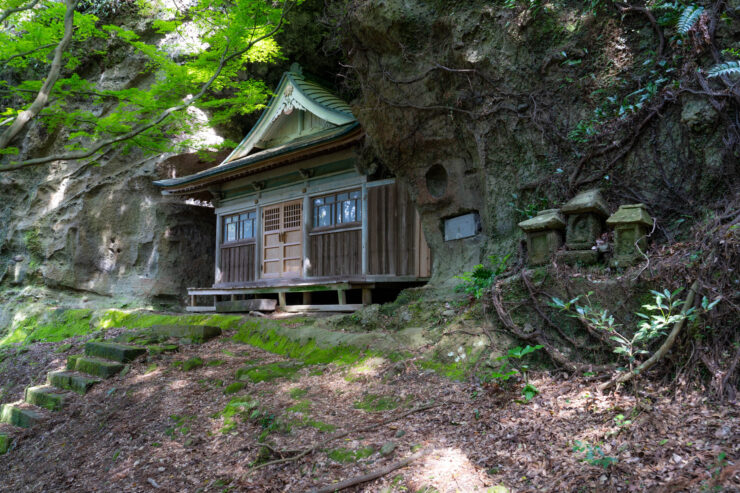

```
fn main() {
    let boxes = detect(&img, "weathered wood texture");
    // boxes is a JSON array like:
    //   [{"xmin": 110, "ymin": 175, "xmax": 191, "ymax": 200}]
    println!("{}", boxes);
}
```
[
  {"xmin": 368, "ymin": 182, "xmax": 431, "ymax": 276},
  {"xmin": 220, "ymin": 242, "xmax": 256, "ymax": 283},
  {"xmin": 309, "ymin": 229, "xmax": 361, "ymax": 276}
]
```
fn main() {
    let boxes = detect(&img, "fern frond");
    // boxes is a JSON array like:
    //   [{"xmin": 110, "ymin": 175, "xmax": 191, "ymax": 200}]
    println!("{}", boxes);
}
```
[
  {"xmin": 707, "ymin": 61, "xmax": 740, "ymax": 78},
  {"xmin": 677, "ymin": 5, "xmax": 704, "ymax": 34}
]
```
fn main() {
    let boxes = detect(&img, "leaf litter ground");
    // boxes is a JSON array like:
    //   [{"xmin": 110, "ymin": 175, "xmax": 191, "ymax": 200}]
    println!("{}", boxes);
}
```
[{"xmin": 0, "ymin": 323, "xmax": 737, "ymax": 492}]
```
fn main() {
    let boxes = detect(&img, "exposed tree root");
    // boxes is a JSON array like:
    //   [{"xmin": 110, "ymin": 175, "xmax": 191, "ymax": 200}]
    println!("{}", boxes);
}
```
[
  {"xmin": 491, "ymin": 277, "xmax": 610, "ymax": 375},
  {"xmin": 599, "ymin": 281, "xmax": 699, "ymax": 391},
  {"xmin": 306, "ymin": 448, "xmax": 430, "ymax": 493}
]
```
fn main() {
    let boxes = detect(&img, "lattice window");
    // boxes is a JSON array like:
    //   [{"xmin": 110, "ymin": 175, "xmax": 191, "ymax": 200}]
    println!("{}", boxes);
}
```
[
  {"xmin": 284, "ymin": 202, "xmax": 302, "ymax": 229},
  {"xmin": 223, "ymin": 210, "xmax": 256, "ymax": 243},
  {"xmin": 313, "ymin": 189, "xmax": 361, "ymax": 228},
  {"xmin": 263, "ymin": 207, "xmax": 280, "ymax": 232}
]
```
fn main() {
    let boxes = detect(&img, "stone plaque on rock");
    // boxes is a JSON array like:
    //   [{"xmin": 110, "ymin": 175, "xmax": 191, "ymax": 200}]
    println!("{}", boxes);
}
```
[
  {"xmin": 444, "ymin": 212, "xmax": 480, "ymax": 241},
  {"xmin": 518, "ymin": 209, "xmax": 565, "ymax": 265}
]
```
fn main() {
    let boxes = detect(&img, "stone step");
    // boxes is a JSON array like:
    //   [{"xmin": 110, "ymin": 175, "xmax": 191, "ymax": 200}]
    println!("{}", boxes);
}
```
[
  {"xmin": 48, "ymin": 371, "xmax": 101, "ymax": 395},
  {"xmin": 148, "ymin": 324, "xmax": 222, "ymax": 343},
  {"xmin": 24, "ymin": 386, "xmax": 70, "ymax": 411},
  {"xmin": 84, "ymin": 341, "xmax": 146, "ymax": 363},
  {"xmin": 1, "ymin": 404, "xmax": 41, "ymax": 428},
  {"xmin": 67, "ymin": 355, "xmax": 125, "ymax": 379}
]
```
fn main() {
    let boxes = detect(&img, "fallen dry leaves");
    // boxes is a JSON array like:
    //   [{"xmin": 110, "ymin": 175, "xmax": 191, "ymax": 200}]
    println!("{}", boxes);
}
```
[{"xmin": 0, "ymin": 326, "xmax": 737, "ymax": 492}]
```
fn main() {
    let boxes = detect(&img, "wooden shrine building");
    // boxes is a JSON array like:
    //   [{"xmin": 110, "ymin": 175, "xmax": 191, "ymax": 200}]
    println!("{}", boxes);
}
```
[{"xmin": 154, "ymin": 65, "xmax": 431, "ymax": 312}]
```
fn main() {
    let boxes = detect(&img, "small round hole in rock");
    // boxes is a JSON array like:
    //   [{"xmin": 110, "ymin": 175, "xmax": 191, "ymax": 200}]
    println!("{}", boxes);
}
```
[{"xmin": 425, "ymin": 164, "xmax": 448, "ymax": 199}]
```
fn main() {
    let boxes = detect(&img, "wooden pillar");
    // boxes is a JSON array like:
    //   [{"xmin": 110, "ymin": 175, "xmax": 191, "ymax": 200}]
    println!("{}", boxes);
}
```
[
  {"xmin": 302, "ymin": 292, "xmax": 311, "ymax": 305},
  {"xmin": 362, "ymin": 288, "xmax": 372, "ymax": 306},
  {"xmin": 302, "ymin": 193, "xmax": 311, "ymax": 278},
  {"xmin": 190, "ymin": 294, "xmax": 195, "ymax": 307},
  {"xmin": 278, "ymin": 292, "xmax": 286, "ymax": 308},
  {"xmin": 214, "ymin": 214, "xmax": 222, "ymax": 285},
  {"xmin": 337, "ymin": 289, "xmax": 346, "ymax": 305},
  {"xmin": 255, "ymin": 204, "xmax": 262, "ymax": 280},
  {"xmin": 361, "ymin": 182, "xmax": 368, "ymax": 275}
]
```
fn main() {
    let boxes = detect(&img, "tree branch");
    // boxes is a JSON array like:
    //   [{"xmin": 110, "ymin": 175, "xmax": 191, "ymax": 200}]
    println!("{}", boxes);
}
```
[
  {"xmin": 306, "ymin": 448, "xmax": 430, "ymax": 493},
  {"xmin": 0, "ymin": 0, "xmax": 77, "ymax": 150},
  {"xmin": 0, "ymin": 0, "xmax": 41, "ymax": 24},
  {"xmin": 0, "ymin": 1, "xmax": 294, "ymax": 171},
  {"xmin": 0, "ymin": 43, "xmax": 55, "ymax": 67},
  {"xmin": 243, "ymin": 402, "xmax": 440, "ymax": 476}
]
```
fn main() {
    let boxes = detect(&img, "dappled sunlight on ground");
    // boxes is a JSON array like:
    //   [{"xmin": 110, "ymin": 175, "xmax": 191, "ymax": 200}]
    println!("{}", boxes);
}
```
[{"xmin": 0, "ymin": 327, "xmax": 737, "ymax": 492}]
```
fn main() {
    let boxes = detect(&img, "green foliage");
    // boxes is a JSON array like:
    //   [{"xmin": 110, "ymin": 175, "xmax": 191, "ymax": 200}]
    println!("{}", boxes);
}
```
[
  {"xmin": 707, "ymin": 61, "xmax": 740, "ymax": 79},
  {"xmin": 572, "ymin": 440, "xmax": 618, "ymax": 469},
  {"xmin": 0, "ymin": 0, "xmax": 298, "ymax": 166},
  {"xmin": 455, "ymin": 254, "xmax": 511, "ymax": 299},
  {"xmin": 550, "ymin": 290, "xmax": 720, "ymax": 378},
  {"xmin": 677, "ymin": 5, "xmax": 704, "ymax": 34},
  {"xmin": 508, "ymin": 193, "xmax": 549, "ymax": 220},
  {"xmin": 486, "ymin": 345, "xmax": 542, "ymax": 401}
]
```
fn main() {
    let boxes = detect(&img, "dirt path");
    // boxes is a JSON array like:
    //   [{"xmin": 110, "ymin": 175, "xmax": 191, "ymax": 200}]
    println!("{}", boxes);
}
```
[{"xmin": 0, "ymin": 328, "xmax": 737, "ymax": 492}]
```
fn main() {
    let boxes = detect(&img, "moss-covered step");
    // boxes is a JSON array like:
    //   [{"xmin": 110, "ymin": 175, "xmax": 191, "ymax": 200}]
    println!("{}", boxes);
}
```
[
  {"xmin": 67, "ymin": 355, "xmax": 124, "ymax": 378},
  {"xmin": 25, "ymin": 386, "xmax": 70, "ymax": 411},
  {"xmin": 147, "ymin": 344, "xmax": 179, "ymax": 355},
  {"xmin": 1, "ymin": 404, "xmax": 41, "ymax": 428},
  {"xmin": 47, "ymin": 371, "xmax": 101, "ymax": 395},
  {"xmin": 147, "ymin": 325, "xmax": 222, "ymax": 343},
  {"xmin": 84, "ymin": 341, "xmax": 146, "ymax": 363},
  {"xmin": 0, "ymin": 433, "xmax": 9, "ymax": 454}
]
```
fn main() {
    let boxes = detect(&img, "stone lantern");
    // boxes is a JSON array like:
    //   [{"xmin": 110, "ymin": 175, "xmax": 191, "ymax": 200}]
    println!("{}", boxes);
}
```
[
  {"xmin": 606, "ymin": 203, "xmax": 653, "ymax": 266},
  {"xmin": 518, "ymin": 209, "xmax": 565, "ymax": 266},
  {"xmin": 557, "ymin": 189, "xmax": 609, "ymax": 265}
]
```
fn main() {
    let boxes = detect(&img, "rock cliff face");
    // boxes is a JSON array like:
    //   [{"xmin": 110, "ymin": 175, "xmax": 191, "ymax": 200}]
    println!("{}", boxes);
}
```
[
  {"xmin": 1, "ymin": 0, "xmax": 738, "ymax": 315},
  {"xmin": 0, "ymin": 150, "xmax": 216, "ymax": 304},
  {"xmin": 333, "ymin": 0, "xmax": 739, "ymax": 281}
]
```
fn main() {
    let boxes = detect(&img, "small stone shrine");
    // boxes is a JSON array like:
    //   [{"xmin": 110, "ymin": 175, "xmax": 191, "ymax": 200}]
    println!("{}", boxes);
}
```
[
  {"xmin": 518, "ymin": 209, "xmax": 566, "ymax": 265},
  {"xmin": 556, "ymin": 189, "xmax": 610, "ymax": 265},
  {"xmin": 606, "ymin": 203, "xmax": 653, "ymax": 266}
]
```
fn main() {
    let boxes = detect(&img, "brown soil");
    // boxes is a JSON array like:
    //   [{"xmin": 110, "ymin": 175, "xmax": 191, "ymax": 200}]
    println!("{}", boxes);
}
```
[{"xmin": 0, "ymin": 327, "xmax": 737, "ymax": 492}]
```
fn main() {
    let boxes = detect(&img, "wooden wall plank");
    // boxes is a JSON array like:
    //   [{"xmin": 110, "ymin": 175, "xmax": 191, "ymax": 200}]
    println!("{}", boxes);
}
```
[
  {"xmin": 309, "ymin": 230, "xmax": 361, "ymax": 277},
  {"xmin": 220, "ymin": 243, "xmax": 255, "ymax": 283},
  {"xmin": 367, "ymin": 182, "xmax": 420, "ymax": 276}
]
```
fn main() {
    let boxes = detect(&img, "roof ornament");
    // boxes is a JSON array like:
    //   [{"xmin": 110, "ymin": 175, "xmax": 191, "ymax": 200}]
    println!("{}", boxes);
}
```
[{"xmin": 289, "ymin": 62, "xmax": 303, "ymax": 75}]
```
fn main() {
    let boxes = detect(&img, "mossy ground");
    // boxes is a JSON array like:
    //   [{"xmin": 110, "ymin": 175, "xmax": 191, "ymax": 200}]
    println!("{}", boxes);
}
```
[
  {"xmin": 353, "ymin": 393, "xmax": 403, "ymax": 412},
  {"xmin": 326, "ymin": 446, "xmax": 375, "ymax": 463},
  {"xmin": 237, "ymin": 361, "xmax": 303, "ymax": 383},
  {"xmin": 0, "ymin": 309, "xmax": 94, "ymax": 346},
  {"xmin": 218, "ymin": 396, "xmax": 259, "ymax": 434},
  {"xmin": 232, "ymin": 321, "xmax": 367, "ymax": 366}
]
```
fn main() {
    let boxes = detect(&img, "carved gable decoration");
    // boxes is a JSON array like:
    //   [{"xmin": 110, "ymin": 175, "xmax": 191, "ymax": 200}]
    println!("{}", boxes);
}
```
[{"xmin": 222, "ymin": 64, "xmax": 355, "ymax": 164}]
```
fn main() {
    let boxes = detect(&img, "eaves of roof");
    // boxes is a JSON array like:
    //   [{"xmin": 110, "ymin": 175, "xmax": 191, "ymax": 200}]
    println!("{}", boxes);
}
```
[{"xmin": 153, "ymin": 122, "xmax": 362, "ymax": 194}]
